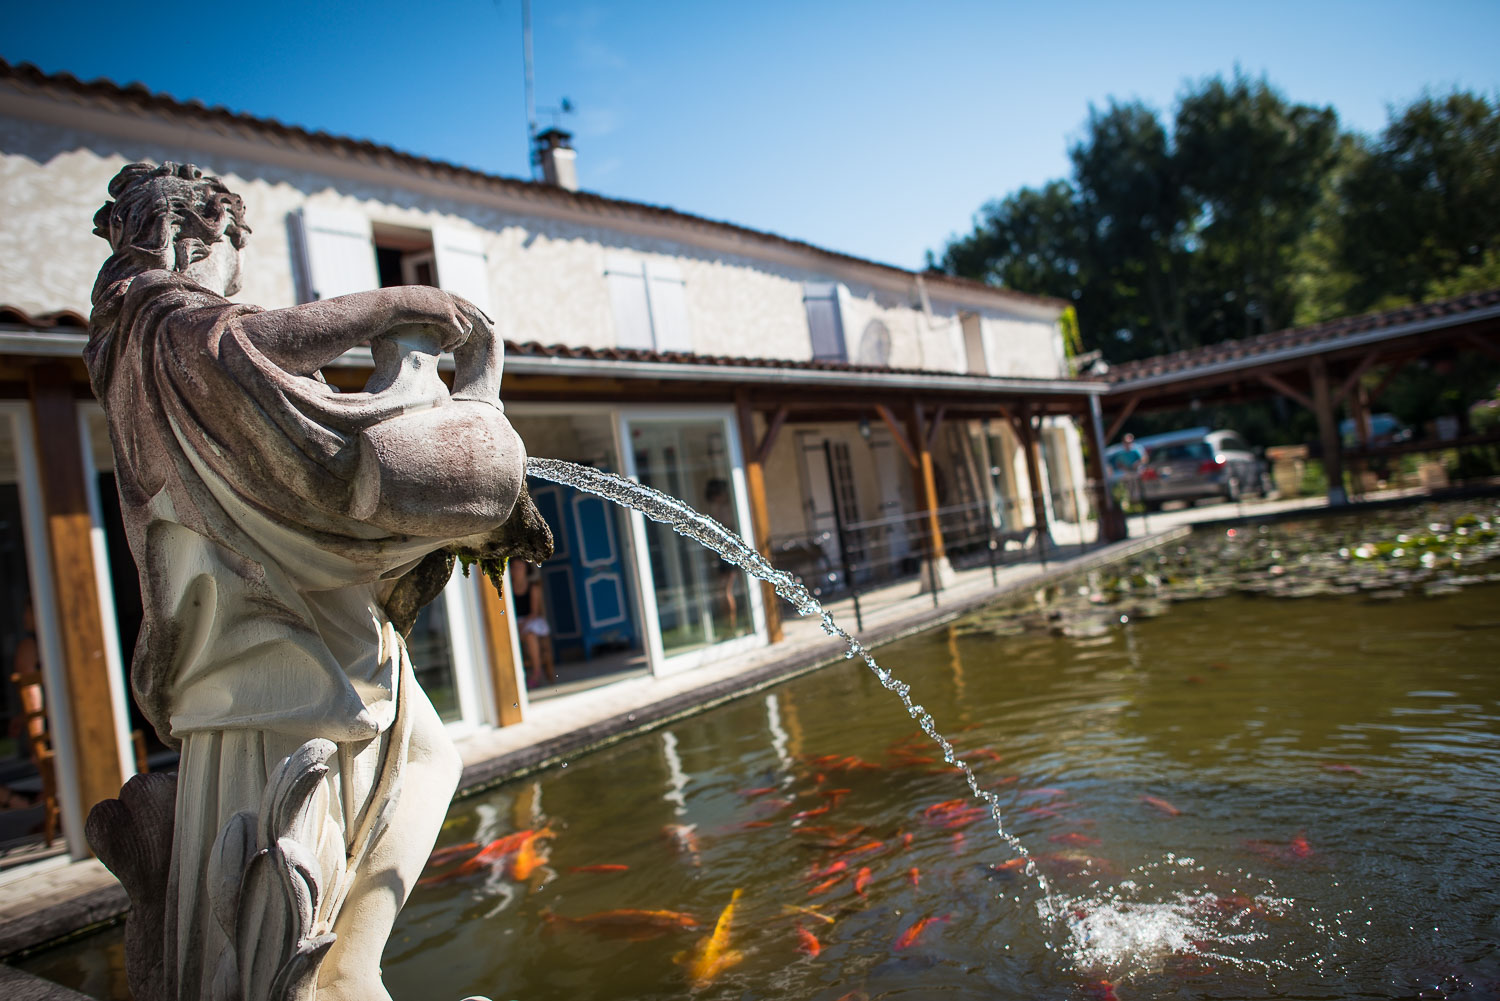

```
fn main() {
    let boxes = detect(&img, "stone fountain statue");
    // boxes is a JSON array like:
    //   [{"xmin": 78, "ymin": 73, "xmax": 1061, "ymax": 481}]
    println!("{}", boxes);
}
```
[{"xmin": 82, "ymin": 162, "xmax": 551, "ymax": 1001}]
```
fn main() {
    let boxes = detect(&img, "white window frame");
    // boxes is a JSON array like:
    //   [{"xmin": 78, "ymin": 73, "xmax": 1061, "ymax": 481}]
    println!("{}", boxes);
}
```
[
  {"xmin": 617, "ymin": 405, "xmax": 767, "ymax": 677},
  {"xmin": 1, "ymin": 403, "xmax": 90, "ymax": 858}
]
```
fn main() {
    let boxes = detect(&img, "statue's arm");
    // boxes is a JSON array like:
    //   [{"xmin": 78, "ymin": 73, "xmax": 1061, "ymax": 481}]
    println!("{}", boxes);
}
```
[{"xmin": 235, "ymin": 286, "xmax": 485, "ymax": 376}]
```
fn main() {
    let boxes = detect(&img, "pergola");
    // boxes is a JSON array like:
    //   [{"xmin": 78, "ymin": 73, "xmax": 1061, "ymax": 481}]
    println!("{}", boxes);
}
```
[{"xmin": 1098, "ymin": 288, "xmax": 1500, "ymax": 501}]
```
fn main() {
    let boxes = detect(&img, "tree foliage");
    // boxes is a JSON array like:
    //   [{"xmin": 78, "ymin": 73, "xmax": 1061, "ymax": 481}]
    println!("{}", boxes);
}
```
[{"xmin": 935, "ymin": 75, "xmax": 1500, "ymax": 370}]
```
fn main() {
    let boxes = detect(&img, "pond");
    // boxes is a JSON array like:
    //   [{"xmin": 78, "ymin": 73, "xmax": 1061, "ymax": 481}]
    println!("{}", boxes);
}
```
[{"xmin": 20, "ymin": 499, "xmax": 1500, "ymax": 1000}]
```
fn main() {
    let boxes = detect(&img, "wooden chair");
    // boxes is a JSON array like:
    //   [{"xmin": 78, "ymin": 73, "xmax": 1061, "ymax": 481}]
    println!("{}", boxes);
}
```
[{"xmin": 9, "ymin": 667, "xmax": 59, "ymax": 845}]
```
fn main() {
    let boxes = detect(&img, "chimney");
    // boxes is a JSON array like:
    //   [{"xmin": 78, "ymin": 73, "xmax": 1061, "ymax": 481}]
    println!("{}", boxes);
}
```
[{"xmin": 535, "ymin": 127, "xmax": 578, "ymax": 191}]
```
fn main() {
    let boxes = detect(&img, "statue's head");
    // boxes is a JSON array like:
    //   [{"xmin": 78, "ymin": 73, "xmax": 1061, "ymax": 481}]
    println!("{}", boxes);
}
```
[{"xmin": 92, "ymin": 161, "xmax": 251, "ymax": 303}]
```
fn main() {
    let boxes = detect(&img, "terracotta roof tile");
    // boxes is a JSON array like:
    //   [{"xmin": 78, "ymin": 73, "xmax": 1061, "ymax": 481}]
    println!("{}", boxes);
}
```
[
  {"xmin": 0, "ymin": 305, "xmax": 87, "ymax": 329},
  {"xmin": 0, "ymin": 59, "xmax": 1065, "ymax": 312},
  {"xmin": 1104, "ymin": 288, "xmax": 1500, "ymax": 384}
]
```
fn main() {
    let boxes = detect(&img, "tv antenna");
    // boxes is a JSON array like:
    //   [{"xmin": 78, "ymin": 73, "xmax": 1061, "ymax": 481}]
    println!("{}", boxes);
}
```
[{"xmin": 521, "ymin": 0, "xmax": 577, "ymax": 179}]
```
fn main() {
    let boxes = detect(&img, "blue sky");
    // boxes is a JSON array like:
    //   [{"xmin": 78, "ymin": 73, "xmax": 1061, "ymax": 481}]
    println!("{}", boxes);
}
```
[{"xmin": 4, "ymin": 1, "xmax": 1498, "ymax": 270}]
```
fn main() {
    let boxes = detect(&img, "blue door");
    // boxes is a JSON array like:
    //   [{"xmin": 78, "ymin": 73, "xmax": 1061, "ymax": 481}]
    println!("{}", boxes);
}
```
[{"xmin": 530, "ymin": 483, "xmax": 638, "ymax": 659}]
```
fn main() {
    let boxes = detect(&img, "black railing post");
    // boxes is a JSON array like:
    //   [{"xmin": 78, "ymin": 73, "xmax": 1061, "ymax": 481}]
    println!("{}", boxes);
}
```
[{"xmin": 823, "ymin": 441, "xmax": 862, "ymax": 632}]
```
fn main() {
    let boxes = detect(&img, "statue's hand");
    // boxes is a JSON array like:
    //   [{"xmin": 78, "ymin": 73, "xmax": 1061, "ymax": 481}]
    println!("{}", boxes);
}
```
[{"xmin": 391, "ymin": 286, "xmax": 487, "ymax": 354}]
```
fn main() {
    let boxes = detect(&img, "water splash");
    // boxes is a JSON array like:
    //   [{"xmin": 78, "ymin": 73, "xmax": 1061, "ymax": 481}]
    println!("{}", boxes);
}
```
[{"xmin": 525, "ymin": 457, "xmax": 1063, "ymax": 929}]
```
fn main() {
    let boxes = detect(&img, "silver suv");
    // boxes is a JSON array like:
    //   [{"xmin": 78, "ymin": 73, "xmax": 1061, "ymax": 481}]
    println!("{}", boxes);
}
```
[{"xmin": 1138, "ymin": 429, "xmax": 1268, "ymax": 511}]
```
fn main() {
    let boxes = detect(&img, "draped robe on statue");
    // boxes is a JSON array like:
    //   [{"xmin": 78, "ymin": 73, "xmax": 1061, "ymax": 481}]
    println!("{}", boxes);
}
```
[{"xmin": 86, "ymin": 269, "xmax": 523, "ymax": 999}]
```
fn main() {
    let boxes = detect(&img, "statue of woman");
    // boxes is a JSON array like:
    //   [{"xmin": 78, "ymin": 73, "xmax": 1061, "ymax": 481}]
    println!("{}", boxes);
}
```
[{"xmin": 86, "ymin": 162, "xmax": 548, "ymax": 1001}]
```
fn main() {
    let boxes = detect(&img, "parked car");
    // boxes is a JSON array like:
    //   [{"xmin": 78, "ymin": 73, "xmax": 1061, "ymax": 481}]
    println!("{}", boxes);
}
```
[
  {"xmin": 1339, "ymin": 413, "xmax": 1413, "ymax": 448},
  {"xmin": 1137, "ymin": 429, "xmax": 1269, "ymax": 510}
]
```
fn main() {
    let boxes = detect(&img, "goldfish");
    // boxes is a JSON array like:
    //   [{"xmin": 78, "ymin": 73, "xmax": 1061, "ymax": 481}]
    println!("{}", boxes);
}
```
[
  {"xmin": 1086, "ymin": 979, "xmax": 1119, "ymax": 1001},
  {"xmin": 738, "ymin": 786, "xmax": 778, "ymax": 798},
  {"xmin": 907, "ymin": 867, "xmax": 920, "ymax": 887},
  {"xmin": 1289, "ymin": 833, "xmax": 1313, "ymax": 858},
  {"xmin": 821, "ymin": 788, "xmax": 853, "ymax": 804},
  {"xmin": 1141, "ymin": 794, "xmax": 1181, "ymax": 816},
  {"xmin": 1020, "ymin": 787, "xmax": 1066, "ymax": 798},
  {"xmin": 506, "ymin": 827, "xmax": 554, "ymax": 881},
  {"xmin": 940, "ymin": 808, "xmax": 988, "ymax": 830},
  {"xmin": 795, "ymin": 924, "xmax": 821, "ymax": 956},
  {"xmin": 781, "ymin": 904, "xmax": 835, "ymax": 925},
  {"xmin": 951, "ymin": 832, "xmax": 967, "ymax": 854},
  {"xmin": 991, "ymin": 857, "xmax": 1028, "ymax": 872},
  {"xmin": 1050, "ymin": 833, "xmax": 1101, "ymax": 846},
  {"xmin": 678, "ymin": 888, "xmax": 745, "ymax": 988},
  {"xmin": 891, "ymin": 754, "xmax": 936, "ymax": 766},
  {"xmin": 569, "ymin": 863, "xmax": 629, "ymax": 873},
  {"xmin": 792, "ymin": 825, "xmax": 839, "ymax": 838},
  {"xmin": 959, "ymin": 747, "xmax": 1003, "ymax": 763},
  {"xmin": 1321, "ymin": 762, "xmax": 1364, "ymax": 776},
  {"xmin": 854, "ymin": 867, "xmax": 872, "ymax": 895},
  {"xmin": 664, "ymin": 824, "xmax": 702, "ymax": 866},
  {"xmin": 792, "ymin": 805, "xmax": 831, "ymax": 821},
  {"xmin": 900, "ymin": 832, "xmax": 914, "ymax": 850},
  {"xmin": 1023, "ymin": 806, "xmax": 1061, "ymax": 819},
  {"xmin": 426, "ymin": 841, "xmax": 479, "ymax": 867},
  {"xmin": 893, "ymin": 913, "xmax": 950, "ymax": 950},
  {"xmin": 987, "ymin": 775, "xmax": 1021, "ymax": 788},
  {"xmin": 808, "ymin": 874, "xmax": 845, "ymax": 895},
  {"xmin": 1185, "ymin": 674, "xmax": 1205, "ymax": 684},
  {"xmin": 416, "ymin": 831, "xmax": 534, "ymax": 886},
  {"xmin": 543, "ymin": 907, "xmax": 701, "ymax": 940}
]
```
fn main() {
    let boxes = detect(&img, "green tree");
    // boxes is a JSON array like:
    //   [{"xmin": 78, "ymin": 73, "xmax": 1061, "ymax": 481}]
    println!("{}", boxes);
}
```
[{"xmin": 1338, "ymin": 91, "xmax": 1500, "ymax": 311}]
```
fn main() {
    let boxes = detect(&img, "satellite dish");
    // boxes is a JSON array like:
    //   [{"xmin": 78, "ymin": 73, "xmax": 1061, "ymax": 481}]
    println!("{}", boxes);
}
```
[{"xmin": 857, "ymin": 319, "xmax": 892, "ymax": 366}]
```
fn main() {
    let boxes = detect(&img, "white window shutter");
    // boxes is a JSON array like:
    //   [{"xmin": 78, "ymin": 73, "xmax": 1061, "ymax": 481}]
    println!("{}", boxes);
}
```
[
  {"xmin": 645, "ymin": 260, "xmax": 692, "ymax": 354},
  {"xmin": 803, "ymin": 282, "xmax": 847, "ymax": 362},
  {"xmin": 605, "ymin": 254, "xmax": 654, "ymax": 351},
  {"xmin": 432, "ymin": 224, "xmax": 495, "ymax": 315},
  {"xmin": 297, "ymin": 205, "xmax": 377, "ymax": 301}
]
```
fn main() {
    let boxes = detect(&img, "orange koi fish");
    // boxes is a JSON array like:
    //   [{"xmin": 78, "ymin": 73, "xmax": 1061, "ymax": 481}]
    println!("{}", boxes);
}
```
[
  {"xmin": 426, "ymin": 841, "xmax": 479, "ymax": 867},
  {"xmin": 1050, "ymin": 833, "xmax": 1101, "ymax": 846},
  {"xmin": 821, "ymin": 788, "xmax": 853, "ymax": 805},
  {"xmin": 805, "ymin": 859, "xmax": 848, "ymax": 882},
  {"xmin": 893, "ymin": 913, "xmax": 950, "ymax": 950},
  {"xmin": 959, "ymin": 747, "xmax": 1004, "ymax": 763},
  {"xmin": 569, "ymin": 864, "xmax": 629, "ymax": 873},
  {"xmin": 854, "ymin": 867, "xmax": 872, "ymax": 895},
  {"xmin": 544, "ymin": 907, "xmax": 701, "ymax": 941},
  {"xmin": 941, "ymin": 808, "xmax": 988, "ymax": 830},
  {"xmin": 1289, "ymin": 832, "xmax": 1313, "ymax": 858},
  {"xmin": 838, "ymin": 840, "xmax": 885, "ymax": 859},
  {"xmin": 1020, "ymin": 787, "xmax": 1065, "ymax": 798},
  {"xmin": 506, "ymin": 827, "xmax": 554, "ymax": 881},
  {"xmin": 677, "ymin": 888, "xmax": 745, "ymax": 988},
  {"xmin": 900, "ymin": 832, "xmax": 914, "ymax": 850},
  {"xmin": 951, "ymin": 832, "xmax": 966, "ymax": 854},
  {"xmin": 808, "ymin": 873, "xmax": 846, "ymax": 895},
  {"xmin": 417, "ymin": 831, "xmax": 533, "ymax": 886},
  {"xmin": 907, "ymin": 867, "xmax": 920, "ymax": 887},
  {"xmin": 738, "ymin": 786, "xmax": 778, "ymax": 798},
  {"xmin": 1141, "ymin": 794, "xmax": 1181, "ymax": 816},
  {"xmin": 664, "ymin": 824, "xmax": 702, "ymax": 866},
  {"xmin": 792, "ymin": 805, "xmax": 831, "ymax": 821},
  {"xmin": 1086, "ymin": 978, "xmax": 1120, "ymax": 1001},
  {"xmin": 923, "ymin": 798, "xmax": 968, "ymax": 819},
  {"xmin": 795, "ymin": 924, "xmax": 822, "ymax": 956},
  {"xmin": 1321, "ymin": 762, "xmax": 1364, "ymax": 776},
  {"xmin": 991, "ymin": 857, "xmax": 1028, "ymax": 872},
  {"xmin": 987, "ymin": 775, "xmax": 1020, "ymax": 788},
  {"xmin": 738, "ymin": 820, "xmax": 777, "ymax": 830}
]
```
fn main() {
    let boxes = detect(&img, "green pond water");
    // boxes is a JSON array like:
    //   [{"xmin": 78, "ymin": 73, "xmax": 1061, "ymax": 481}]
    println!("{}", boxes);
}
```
[{"xmin": 19, "ymin": 499, "xmax": 1500, "ymax": 1000}]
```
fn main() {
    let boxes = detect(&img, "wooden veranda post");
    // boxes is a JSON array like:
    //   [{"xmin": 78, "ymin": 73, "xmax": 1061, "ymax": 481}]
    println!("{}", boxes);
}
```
[
  {"xmin": 477, "ymin": 581, "xmax": 525, "ymax": 726},
  {"xmin": 1087, "ymin": 395, "xmax": 1127, "ymax": 541},
  {"xmin": 1013, "ymin": 408, "xmax": 1051, "ymax": 547},
  {"xmin": 907, "ymin": 402, "xmax": 948, "ymax": 569},
  {"xmin": 27, "ymin": 362, "xmax": 126, "ymax": 828},
  {"xmin": 1309, "ymin": 357, "xmax": 1347, "ymax": 504},
  {"xmin": 735, "ymin": 391, "xmax": 783, "ymax": 644}
]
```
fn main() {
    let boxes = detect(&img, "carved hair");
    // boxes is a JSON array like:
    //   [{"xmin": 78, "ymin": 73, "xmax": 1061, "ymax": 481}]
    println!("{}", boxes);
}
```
[{"xmin": 92, "ymin": 161, "xmax": 250, "ymax": 303}]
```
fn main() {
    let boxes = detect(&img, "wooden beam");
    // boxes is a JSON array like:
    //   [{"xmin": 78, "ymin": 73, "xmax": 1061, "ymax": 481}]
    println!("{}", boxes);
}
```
[
  {"xmin": 1463, "ymin": 331, "xmax": 1500, "ymax": 364},
  {"xmin": 27, "ymin": 362, "xmax": 125, "ymax": 825},
  {"xmin": 1334, "ymin": 350, "xmax": 1382, "ymax": 406},
  {"xmin": 1104, "ymin": 394, "xmax": 1141, "ymax": 443},
  {"xmin": 875, "ymin": 404, "xmax": 919, "ymax": 469},
  {"xmin": 735, "ymin": 391, "xmax": 783, "ymax": 643},
  {"xmin": 1258, "ymin": 371, "xmax": 1316, "ymax": 413},
  {"xmin": 476, "ymin": 577, "xmax": 524, "ymax": 726},
  {"xmin": 1017, "ymin": 408, "xmax": 1051, "ymax": 543},
  {"xmin": 907, "ymin": 403, "xmax": 947, "ymax": 564},
  {"xmin": 755, "ymin": 405, "xmax": 788, "ymax": 465},
  {"xmin": 1309, "ymin": 357, "xmax": 1347, "ymax": 504},
  {"xmin": 922, "ymin": 404, "xmax": 947, "ymax": 451}
]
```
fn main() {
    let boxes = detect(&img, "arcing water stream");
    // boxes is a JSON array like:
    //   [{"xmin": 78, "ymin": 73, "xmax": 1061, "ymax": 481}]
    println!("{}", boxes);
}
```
[{"xmin": 523, "ymin": 458, "xmax": 1067, "ymax": 939}]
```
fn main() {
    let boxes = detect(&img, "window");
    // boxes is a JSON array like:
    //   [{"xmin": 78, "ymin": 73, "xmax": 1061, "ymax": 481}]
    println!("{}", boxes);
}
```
[
  {"xmin": 296, "ymin": 205, "xmax": 494, "ymax": 313},
  {"xmin": 803, "ymin": 282, "xmax": 847, "ymax": 362},
  {"xmin": 605, "ymin": 255, "xmax": 692, "ymax": 353}
]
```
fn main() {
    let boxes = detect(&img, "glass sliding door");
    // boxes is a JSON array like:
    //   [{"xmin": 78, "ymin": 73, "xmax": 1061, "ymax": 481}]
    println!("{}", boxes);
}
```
[{"xmin": 623, "ymin": 414, "xmax": 758, "ymax": 660}]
